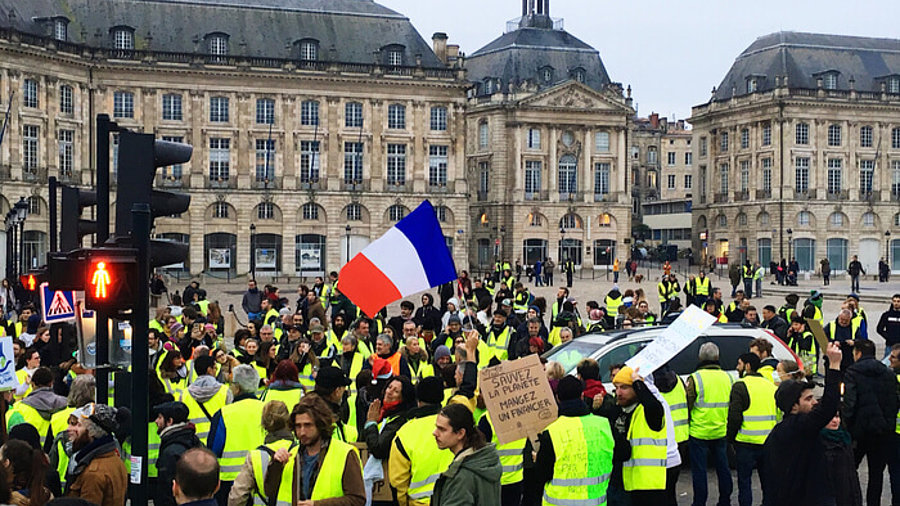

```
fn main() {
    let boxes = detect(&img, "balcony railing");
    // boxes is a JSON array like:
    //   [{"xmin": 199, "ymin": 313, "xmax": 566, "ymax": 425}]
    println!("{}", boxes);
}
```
[
  {"xmin": 22, "ymin": 166, "xmax": 48, "ymax": 183},
  {"xmin": 558, "ymin": 191, "xmax": 583, "ymax": 202},
  {"xmin": 386, "ymin": 183, "xmax": 409, "ymax": 193},
  {"xmin": 428, "ymin": 181, "xmax": 455, "ymax": 193},
  {"xmin": 156, "ymin": 175, "xmax": 184, "ymax": 188},
  {"xmin": 859, "ymin": 190, "xmax": 880, "ymax": 201},
  {"xmin": 794, "ymin": 189, "xmax": 816, "ymax": 199},
  {"xmin": 300, "ymin": 179, "xmax": 323, "ymax": 190},
  {"xmin": 524, "ymin": 190, "xmax": 549, "ymax": 201},
  {"xmin": 826, "ymin": 190, "xmax": 848, "ymax": 201},
  {"xmin": 343, "ymin": 179, "xmax": 370, "ymax": 191},
  {"xmin": 207, "ymin": 177, "xmax": 236, "ymax": 189},
  {"xmin": 476, "ymin": 190, "xmax": 489, "ymax": 201},
  {"xmin": 253, "ymin": 176, "xmax": 282, "ymax": 190},
  {"xmin": 733, "ymin": 190, "xmax": 749, "ymax": 201},
  {"xmin": 713, "ymin": 193, "xmax": 729, "ymax": 203},
  {"xmin": 594, "ymin": 192, "xmax": 611, "ymax": 202},
  {"xmin": 755, "ymin": 189, "xmax": 772, "ymax": 199}
]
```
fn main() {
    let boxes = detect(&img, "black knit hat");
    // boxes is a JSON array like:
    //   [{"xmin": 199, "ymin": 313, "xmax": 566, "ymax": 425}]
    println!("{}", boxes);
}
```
[
  {"xmin": 556, "ymin": 376, "xmax": 584, "ymax": 402},
  {"xmin": 416, "ymin": 376, "xmax": 444, "ymax": 405}
]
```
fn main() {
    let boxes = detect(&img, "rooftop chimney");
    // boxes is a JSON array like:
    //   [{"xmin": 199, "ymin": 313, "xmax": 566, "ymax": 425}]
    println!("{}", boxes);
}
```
[
  {"xmin": 432, "ymin": 32, "xmax": 448, "ymax": 65},
  {"xmin": 650, "ymin": 112, "xmax": 659, "ymax": 129}
]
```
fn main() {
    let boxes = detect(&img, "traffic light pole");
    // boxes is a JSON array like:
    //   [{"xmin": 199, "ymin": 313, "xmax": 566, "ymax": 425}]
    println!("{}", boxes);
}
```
[
  {"xmin": 95, "ymin": 115, "xmax": 116, "ymax": 405},
  {"xmin": 49, "ymin": 176, "xmax": 57, "ymax": 252},
  {"xmin": 130, "ymin": 203, "xmax": 151, "ymax": 505}
]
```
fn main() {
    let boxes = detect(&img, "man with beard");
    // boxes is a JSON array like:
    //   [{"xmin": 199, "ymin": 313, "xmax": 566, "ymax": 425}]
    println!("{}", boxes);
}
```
[
  {"xmin": 65, "ymin": 403, "xmax": 128, "ymax": 505},
  {"xmin": 326, "ymin": 312, "xmax": 350, "ymax": 351},
  {"xmin": 308, "ymin": 324, "xmax": 336, "ymax": 365},
  {"xmin": 153, "ymin": 401, "xmax": 202, "ymax": 506},
  {"xmin": 484, "ymin": 310, "xmax": 515, "ymax": 364},
  {"xmin": 388, "ymin": 301, "xmax": 417, "ymax": 337},
  {"xmin": 433, "ymin": 315, "xmax": 464, "ymax": 354}
]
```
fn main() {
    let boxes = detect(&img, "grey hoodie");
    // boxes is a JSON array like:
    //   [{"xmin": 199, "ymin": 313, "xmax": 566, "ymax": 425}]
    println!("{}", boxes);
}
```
[
  {"xmin": 22, "ymin": 387, "xmax": 68, "ymax": 420},
  {"xmin": 186, "ymin": 375, "xmax": 233, "ymax": 404}
]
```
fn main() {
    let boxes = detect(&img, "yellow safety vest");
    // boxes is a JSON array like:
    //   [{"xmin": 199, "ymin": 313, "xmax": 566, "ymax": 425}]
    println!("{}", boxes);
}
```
[
  {"xmin": 790, "ymin": 331, "xmax": 819, "ymax": 376},
  {"xmin": 275, "ymin": 438, "xmax": 360, "ymax": 503},
  {"xmin": 657, "ymin": 282, "xmax": 668, "ymax": 303},
  {"xmin": 623, "ymin": 404, "xmax": 667, "ymax": 491},
  {"xmin": 409, "ymin": 361, "xmax": 435, "ymax": 385},
  {"xmin": 149, "ymin": 423, "xmax": 161, "ymax": 478},
  {"xmin": 695, "ymin": 277, "xmax": 710, "ymax": 296},
  {"xmin": 896, "ymin": 376, "xmax": 900, "ymax": 435},
  {"xmin": 218, "ymin": 398, "xmax": 266, "ymax": 481},
  {"xmin": 50, "ymin": 407, "xmax": 75, "ymax": 486},
  {"xmin": 734, "ymin": 375, "xmax": 778, "ymax": 445},
  {"xmin": 250, "ymin": 439, "xmax": 296, "ymax": 506},
  {"xmin": 480, "ymin": 413, "xmax": 524, "ymax": 485},
  {"xmin": 263, "ymin": 308, "xmax": 280, "ymax": 327},
  {"xmin": 689, "ymin": 368, "xmax": 733, "ymax": 440},
  {"xmin": 393, "ymin": 414, "xmax": 454, "ymax": 502},
  {"xmin": 605, "ymin": 295, "xmax": 622, "ymax": 318},
  {"xmin": 6, "ymin": 401, "xmax": 50, "ymax": 446},
  {"xmin": 179, "ymin": 384, "xmax": 229, "ymax": 441},
  {"xmin": 827, "ymin": 319, "xmax": 861, "ymax": 343},
  {"xmin": 486, "ymin": 326, "xmax": 513, "ymax": 362},
  {"xmin": 543, "ymin": 415, "xmax": 614, "ymax": 505},
  {"xmin": 513, "ymin": 290, "xmax": 530, "ymax": 313},
  {"xmin": 299, "ymin": 364, "xmax": 315, "ymax": 391},
  {"xmin": 260, "ymin": 386, "xmax": 305, "ymax": 413},
  {"xmin": 661, "ymin": 378, "xmax": 688, "ymax": 443},
  {"xmin": 14, "ymin": 369, "xmax": 32, "ymax": 402}
]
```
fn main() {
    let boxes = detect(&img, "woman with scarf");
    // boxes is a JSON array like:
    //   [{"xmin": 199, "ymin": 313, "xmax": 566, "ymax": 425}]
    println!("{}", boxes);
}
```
[
  {"xmin": 402, "ymin": 335, "xmax": 431, "ymax": 383},
  {"xmin": 362, "ymin": 371, "xmax": 416, "ymax": 505},
  {"xmin": 157, "ymin": 348, "xmax": 189, "ymax": 396},
  {"xmin": 821, "ymin": 413, "xmax": 862, "ymax": 506}
]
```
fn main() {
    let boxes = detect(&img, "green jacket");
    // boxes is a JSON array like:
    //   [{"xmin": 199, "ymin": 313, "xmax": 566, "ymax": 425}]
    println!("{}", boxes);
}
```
[{"xmin": 432, "ymin": 443, "xmax": 502, "ymax": 506}]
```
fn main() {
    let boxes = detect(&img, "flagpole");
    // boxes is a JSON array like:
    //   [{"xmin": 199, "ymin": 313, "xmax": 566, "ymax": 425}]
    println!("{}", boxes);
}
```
[{"xmin": 0, "ymin": 91, "xmax": 14, "ymax": 150}]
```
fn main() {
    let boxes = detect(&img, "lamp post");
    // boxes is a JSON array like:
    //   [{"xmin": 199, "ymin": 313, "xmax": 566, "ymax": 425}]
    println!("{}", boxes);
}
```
[
  {"xmin": 4, "ymin": 211, "xmax": 12, "ymax": 280},
  {"xmin": 345, "ymin": 225, "xmax": 352, "ymax": 265},
  {"xmin": 14, "ymin": 197, "xmax": 28, "ymax": 276},
  {"xmin": 559, "ymin": 226, "xmax": 566, "ymax": 263},
  {"xmin": 886, "ymin": 230, "xmax": 892, "ymax": 268},
  {"xmin": 786, "ymin": 228, "xmax": 793, "ymax": 263},
  {"xmin": 249, "ymin": 223, "xmax": 257, "ymax": 280}
]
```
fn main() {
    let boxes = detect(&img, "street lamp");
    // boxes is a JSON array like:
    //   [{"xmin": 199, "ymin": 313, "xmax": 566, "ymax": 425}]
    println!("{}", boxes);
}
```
[
  {"xmin": 13, "ymin": 197, "xmax": 28, "ymax": 276},
  {"xmin": 345, "ymin": 225, "xmax": 352, "ymax": 265},
  {"xmin": 559, "ymin": 226, "xmax": 566, "ymax": 262},
  {"xmin": 249, "ymin": 223, "xmax": 257, "ymax": 280},
  {"xmin": 786, "ymin": 228, "xmax": 793, "ymax": 262},
  {"xmin": 886, "ymin": 230, "xmax": 892, "ymax": 265}
]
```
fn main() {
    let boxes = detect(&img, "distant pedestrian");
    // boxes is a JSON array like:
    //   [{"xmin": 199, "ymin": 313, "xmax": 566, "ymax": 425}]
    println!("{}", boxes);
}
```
[
  {"xmin": 544, "ymin": 258, "xmax": 555, "ymax": 286},
  {"xmin": 848, "ymin": 255, "xmax": 865, "ymax": 293},
  {"xmin": 533, "ymin": 260, "xmax": 543, "ymax": 287},
  {"xmin": 613, "ymin": 258, "xmax": 620, "ymax": 283},
  {"xmin": 821, "ymin": 258, "xmax": 831, "ymax": 286}
]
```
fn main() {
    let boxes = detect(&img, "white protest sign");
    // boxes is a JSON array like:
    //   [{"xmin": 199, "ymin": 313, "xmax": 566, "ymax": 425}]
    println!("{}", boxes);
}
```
[
  {"xmin": 625, "ymin": 305, "xmax": 717, "ymax": 374},
  {"xmin": 0, "ymin": 337, "xmax": 17, "ymax": 391},
  {"xmin": 479, "ymin": 353, "xmax": 558, "ymax": 445}
]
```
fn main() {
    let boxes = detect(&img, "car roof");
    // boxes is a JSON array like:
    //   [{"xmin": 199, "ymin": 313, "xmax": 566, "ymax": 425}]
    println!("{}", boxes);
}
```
[{"xmin": 575, "ymin": 322, "xmax": 773, "ymax": 345}]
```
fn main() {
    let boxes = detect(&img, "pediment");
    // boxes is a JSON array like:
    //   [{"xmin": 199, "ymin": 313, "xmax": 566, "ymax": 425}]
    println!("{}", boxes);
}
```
[{"xmin": 519, "ymin": 82, "xmax": 632, "ymax": 113}]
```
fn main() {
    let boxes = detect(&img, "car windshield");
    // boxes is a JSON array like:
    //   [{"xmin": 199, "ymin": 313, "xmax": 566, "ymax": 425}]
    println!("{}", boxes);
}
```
[{"xmin": 543, "ymin": 340, "xmax": 604, "ymax": 373}]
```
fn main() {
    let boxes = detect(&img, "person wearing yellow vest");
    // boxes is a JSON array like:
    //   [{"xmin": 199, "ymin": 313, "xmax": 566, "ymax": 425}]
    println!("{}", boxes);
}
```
[
  {"xmin": 533, "ymin": 375, "xmax": 613, "ymax": 506},
  {"xmin": 152, "ymin": 400, "xmax": 203, "ymax": 506},
  {"xmin": 390, "ymin": 376, "xmax": 454, "ymax": 505},
  {"xmin": 604, "ymin": 287, "xmax": 624, "ymax": 321},
  {"xmin": 264, "ymin": 394, "xmax": 365, "ymax": 505},
  {"xmin": 430, "ymin": 403, "xmax": 502, "ymax": 506},
  {"xmin": 484, "ymin": 310, "xmax": 514, "ymax": 364},
  {"xmin": 786, "ymin": 315, "xmax": 820, "ymax": 378},
  {"xmin": 727, "ymin": 353, "xmax": 777, "ymax": 506},
  {"xmin": 606, "ymin": 367, "xmax": 666, "ymax": 505},
  {"xmin": 178, "ymin": 354, "xmax": 231, "ymax": 443},
  {"xmin": 207, "ymin": 364, "xmax": 266, "ymax": 503},
  {"xmin": 47, "ymin": 374, "xmax": 95, "ymax": 491},
  {"xmin": 370, "ymin": 333, "xmax": 412, "ymax": 378},
  {"xmin": 703, "ymin": 300, "xmax": 728, "ymax": 324},
  {"xmin": 888, "ymin": 344, "xmax": 900, "ymax": 439},
  {"xmin": 651, "ymin": 366, "xmax": 688, "ymax": 504},
  {"xmin": 824, "ymin": 309, "xmax": 863, "ymax": 371},
  {"xmin": 694, "ymin": 271, "xmax": 712, "ymax": 309},
  {"xmin": 310, "ymin": 366, "xmax": 356, "ymax": 443},
  {"xmin": 749, "ymin": 337, "xmax": 781, "ymax": 384},
  {"xmin": 13, "ymin": 348, "xmax": 40, "ymax": 402},
  {"xmin": 157, "ymin": 348, "xmax": 190, "ymax": 397},
  {"xmin": 259, "ymin": 298, "xmax": 281, "ymax": 330},
  {"xmin": 229, "ymin": 400, "xmax": 296, "ymax": 505},
  {"xmin": 261, "ymin": 360, "xmax": 306, "ymax": 413},
  {"xmin": 65, "ymin": 402, "xmax": 128, "ymax": 505},
  {"xmin": 686, "ymin": 342, "xmax": 734, "ymax": 506},
  {"xmin": 6, "ymin": 367, "xmax": 67, "ymax": 447},
  {"xmin": 403, "ymin": 334, "xmax": 433, "ymax": 384}
]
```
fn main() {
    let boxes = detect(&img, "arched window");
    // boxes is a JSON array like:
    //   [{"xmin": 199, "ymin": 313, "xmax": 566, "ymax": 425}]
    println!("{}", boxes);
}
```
[
  {"xmin": 213, "ymin": 201, "xmax": 229, "ymax": 218},
  {"xmin": 389, "ymin": 205, "xmax": 407, "ymax": 222},
  {"xmin": 829, "ymin": 212, "xmax": 845, "ymax": 227},
  {"xmin": 111, "ymin": 27, "xmax": 134, "ymax": 50},
  {"xmin": 717, "ymin": 214, "xmax": 728, "ymax": 228},
  {"xmin": 560, "ymin": 213, "xmax": 582, "ymax": 230},
  {"xmin": 257, "ymin": 202, "xmax": 275, "ymax": 220},
  {"xmin": 798, "ymin": 211, "xmax": 811, "ymax": 226},
  {"xmin": 862, "ymin": 212, "xmax": 876, "ymax": 227},
  {"xmin": 302, "ymin": 203, "xmax": 319, "ymax": 220},
  {"xmin": 346, "ymin": 203, "xmax": 362, "ymax": 221}
]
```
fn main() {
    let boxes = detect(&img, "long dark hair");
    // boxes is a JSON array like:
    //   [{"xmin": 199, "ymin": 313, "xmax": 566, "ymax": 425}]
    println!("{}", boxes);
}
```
[
  {"xmin": 439, "ymin": 403, "xmax": 485, "ymax": 451},
  {"xmin": 1, "ymin": 439, "xmax": 50, "ymax": 505}
]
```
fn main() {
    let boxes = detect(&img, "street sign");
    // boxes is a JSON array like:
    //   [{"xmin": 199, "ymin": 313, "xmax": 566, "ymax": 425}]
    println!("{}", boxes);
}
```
[{"xmin": 39, "ymin": 282, "xmax": 76, "ymax": 323}]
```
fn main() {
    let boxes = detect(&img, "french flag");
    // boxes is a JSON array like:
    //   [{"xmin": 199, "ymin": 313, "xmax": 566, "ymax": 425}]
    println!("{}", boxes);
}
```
[{"xmin": 339, "ymin": 200, "xmax": 457, "ymax": 317}]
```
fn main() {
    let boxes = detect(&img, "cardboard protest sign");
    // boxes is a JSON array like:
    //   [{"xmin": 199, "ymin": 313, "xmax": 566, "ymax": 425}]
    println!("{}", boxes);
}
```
[
  {"xmin": 479, "ymin": 353, "xmax": 557, "ymax": 445},
  {"xmin": 0, "ymin": 337, "xmax": 16, "ymax": 391},
  {"xmin": 805, "ymin": 319, "xmax": 831, "ymax": 351},
  {"xmin": 625, "ymin": 305, "xmax": 717, "ymax": 374},
  {"xmin": 353, "ymin": 443, "xmax": 393, "ymax": 502}
]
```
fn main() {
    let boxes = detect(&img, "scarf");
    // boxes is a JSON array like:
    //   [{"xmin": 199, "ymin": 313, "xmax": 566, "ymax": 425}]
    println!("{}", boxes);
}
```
[
  {"xmin": 380, "ymin": 399, "xmax": 401, "ymax": 422},
  {"xmin": 820, "ymin": 427, "xmax": 852, "ymax": 446}
]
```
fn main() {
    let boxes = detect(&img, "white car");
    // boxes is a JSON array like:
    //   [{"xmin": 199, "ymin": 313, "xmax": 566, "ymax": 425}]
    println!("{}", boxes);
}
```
[{"xmin": 542, "ymin": 323, "xmax": 802, "ymax": 388}]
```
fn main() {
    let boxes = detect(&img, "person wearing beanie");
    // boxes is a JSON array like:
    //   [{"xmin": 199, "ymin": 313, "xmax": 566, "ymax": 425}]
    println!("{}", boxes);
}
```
[
  {"xmin": 786, "ymin": 315, "xmax": 819, "ymax": 377},
  {"xmin": 765, "ymin": 342, "xmax": 843, "ymax": 505},
  {"xmin": 533, "ymin": 375, "xmax": 614, "ymax": 506},
  {"xmin": 778, "ymin": 293, "xmax": 800, "ymax": 323},
  {"xmin": 390, "ymin": 376, "xmax": 454, "ymax": 506},
  {"xmin": 65, "ymin": 403, "xmax": 128, "ymax": 505},
  {"xmin": 484, "ymin": 309, "xmax": 514, "ymax": 364},
  {"xmin": 153, "ymin": 401, "xmax": 201, "ymax": 506},
  {"xmin": 802, "ymin": 291, "xmax": 824, "ymax": 326}
]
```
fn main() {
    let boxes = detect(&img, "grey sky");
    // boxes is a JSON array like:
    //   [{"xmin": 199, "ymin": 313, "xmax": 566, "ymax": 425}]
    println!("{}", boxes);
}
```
[{"xmin": 380, "ymin": 0, "xmax": 900, "ymax": 123}]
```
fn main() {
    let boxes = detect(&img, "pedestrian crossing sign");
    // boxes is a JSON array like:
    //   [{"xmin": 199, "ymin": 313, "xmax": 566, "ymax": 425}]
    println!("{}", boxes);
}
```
[{"xmin": 40, "ymin": 282, "xmax": 77, "ymax": 323}]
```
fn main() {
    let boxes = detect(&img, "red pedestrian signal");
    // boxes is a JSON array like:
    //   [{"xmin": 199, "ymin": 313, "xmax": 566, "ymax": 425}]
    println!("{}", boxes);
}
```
[
  {"xmin": 19, "ymin": 274, "xmax": 37, "ymax": 292},
  {"xmin": 83, "ymin": 250, "xmax": 138, "ymax": 312}
]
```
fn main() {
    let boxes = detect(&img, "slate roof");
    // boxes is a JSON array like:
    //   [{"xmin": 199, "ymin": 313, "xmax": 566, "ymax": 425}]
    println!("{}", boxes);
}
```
[
  {"xmin": 465, "ymin": 14, "xmax": 611, "ymax": 94},
  {"xmin": 0, "ymin": 0, "xmax": 444, "ymax": 67},
  {"xmin": 713, "ymin": 31, "xmax": 900, "ymax": 101}
]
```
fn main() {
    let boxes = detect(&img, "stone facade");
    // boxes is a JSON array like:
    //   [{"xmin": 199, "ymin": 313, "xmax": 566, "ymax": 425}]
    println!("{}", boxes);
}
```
[{"xmin": 691, "ymin": 33, "xmax": 900, "ymax": 274}]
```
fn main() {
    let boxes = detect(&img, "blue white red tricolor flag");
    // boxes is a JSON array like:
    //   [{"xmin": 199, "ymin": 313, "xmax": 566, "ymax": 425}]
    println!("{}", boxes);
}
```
[{"xmin": 339, "ymin": 200, "xmax": 457, "ymax": 317}]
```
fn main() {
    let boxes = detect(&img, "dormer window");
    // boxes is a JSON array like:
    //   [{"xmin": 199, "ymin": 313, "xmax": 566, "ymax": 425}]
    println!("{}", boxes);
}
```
[
  {"xmin": 540, "ymin": 66, "xmax": 554, "ymax": 83},
  {"xmin": 382, "ymin": 44, "xmax": 404, "ymax": 67},
  {"xmin": 483, "ymin": 78, "xmax": 493, "ymax": 95},
  {"xmin": 111, "ymin": 27, "xmax": 134, "ymax": 50},
  {"xmin": 54, "ymin": 19, "xmax": 68, "ymax": 41},
  {"xmin": 207, "ymin": 33, "xmax": 228, "ymax": 56},
  {"xmin": 889, "ymin": 76, "xmax": 900, "ymax": 94},
  {"xmin": 823, "ymin": 72, "xmax": 838, "ymax": 90},
  {"xmin": 570, "ymin": 68, "xmax": 585, "ymax": 84},
  {"xmin": 298, "ymin": 39, "xmax": 318, "ymax": 61},
  {"xmin": 746, "ymin": 78, "xmax": 757, "ymax": 94}
]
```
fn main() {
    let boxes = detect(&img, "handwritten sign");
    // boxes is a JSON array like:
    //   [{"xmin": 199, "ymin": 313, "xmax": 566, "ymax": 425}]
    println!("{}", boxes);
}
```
[
  {"xmin": 625, "ymin": 305, "xmax": 717, "ymax": 374},
  {"xmin": 0, "ymin": 337, "xmax": 16, "ymax": 391},
  {"xmin": 352, "ymin": 443, "xmax": 392, "ymax": 502},
  {"xmin": 479, "ymin": 354, "xmax": 557, "ymax": 445}
]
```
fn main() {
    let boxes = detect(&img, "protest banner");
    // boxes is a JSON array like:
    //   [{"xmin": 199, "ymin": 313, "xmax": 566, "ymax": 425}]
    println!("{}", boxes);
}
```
[
  {"xmin": 625, "ymin": 305, "xmax": 717, "ymax": 374},
  {"xmin": 805, "ymin": 319, "xmax": 831, "ymax": 351},
  {"xmin": 0, "ymin": 337, "xmax": 14, "ymax": 391},
  {"xmin": 353, "ymin": 443, "xmax": 393, "ymax": 502},
  {"xmin": 479, "ymin": 353, "xmax": 557, "ymax": 445}
]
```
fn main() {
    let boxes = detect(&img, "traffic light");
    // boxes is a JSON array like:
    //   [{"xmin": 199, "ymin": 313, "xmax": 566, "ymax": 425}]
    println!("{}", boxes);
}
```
[
  {"xmin": 83, "ymin": 249, "xmax": 138, "ymax": 312},
  {"xmin": 19, "ymin": 272, "xmax": 41, "ymax": 292},
  {"xmin": 114, "ymin": 131, "xmax": 192, "ymax": 268},
  {"xmin": 60, "ymin": 186, "xmax": 98, "ymax": 251}
]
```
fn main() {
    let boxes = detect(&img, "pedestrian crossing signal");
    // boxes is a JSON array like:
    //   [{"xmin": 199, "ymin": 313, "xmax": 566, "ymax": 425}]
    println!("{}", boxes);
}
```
[
  {"xmin": 19, "ymin": 274, "xmax": 38, "ymax": 292},
  {"xmin": 83, "ymin": 251, "xmax": 138, "ymax": 312}
]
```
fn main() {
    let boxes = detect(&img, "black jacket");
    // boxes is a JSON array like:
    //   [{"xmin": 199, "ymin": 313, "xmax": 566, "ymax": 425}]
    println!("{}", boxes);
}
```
[
  {"xmin": 877, "ymin": 306, "xmax": 900, "ymax": 347},
  {"xmin": 765, "ymin": 369, "xmax": 842, "ymax": 506},
  {"xmin": 820, "ymin": 428, "xmax": 863, "ymax": 506},
  {"xmin": 841, "ymin": 356, "xmax": 899, "ymax": 439},
  {"xmin": 848, "ymin": 260, "xmax": 865, "ymax": 276},
  {"xmin": 760, "ymin": 315, "xmax": 789, "ymax": 340},
  {"xmin": 156, "ymin": 423, "xmax": 202, "ymax": 506}
]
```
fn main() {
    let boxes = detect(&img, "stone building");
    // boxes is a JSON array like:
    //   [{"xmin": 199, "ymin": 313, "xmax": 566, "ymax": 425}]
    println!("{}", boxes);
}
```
[
  {"xmin": 691, "ymin": 32, "xmax": 900, "ymax": 274},
  {"xmin": 0, "ymin": 0, "xmax": 469, "ymax": 277},
  {"xmin": 463, "ymin": 0, "xmax": 634, "ymax": 272}
]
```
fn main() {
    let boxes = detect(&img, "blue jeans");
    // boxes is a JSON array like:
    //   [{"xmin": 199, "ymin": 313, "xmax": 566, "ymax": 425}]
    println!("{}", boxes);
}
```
[
  {"xmin": 735, "ymin": 443, "xmax": 769, "ymax": 506},
  {"xmin": 689, "ymin": 437, "xmax": 733, "ymax": 506}
]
